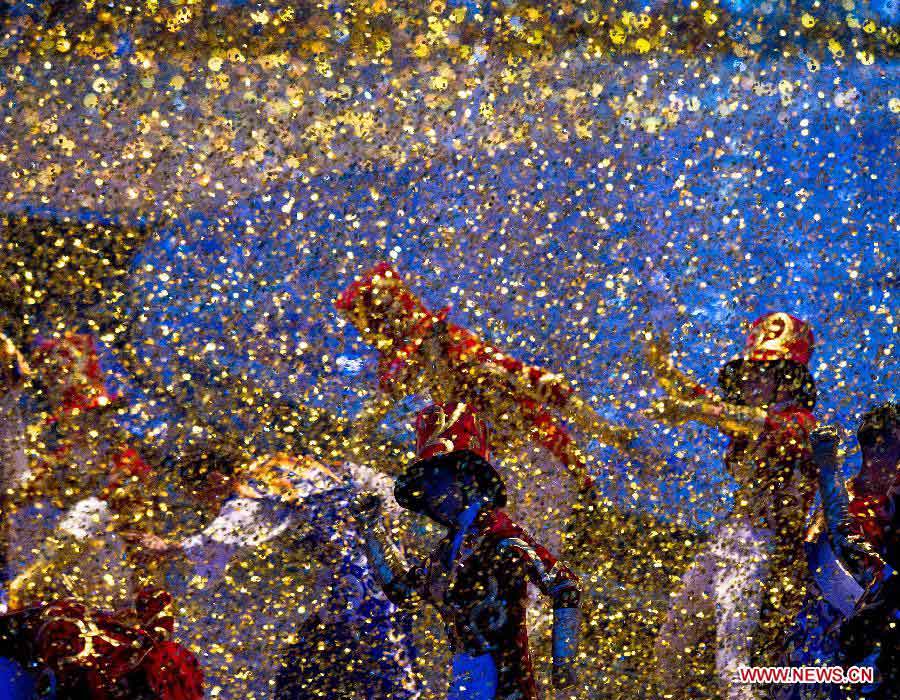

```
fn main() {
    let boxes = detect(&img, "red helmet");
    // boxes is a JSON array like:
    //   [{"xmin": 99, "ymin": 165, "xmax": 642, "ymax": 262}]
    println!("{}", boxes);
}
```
[
  {"xmin": 396, "ymin": 402, "xmax": 505, "ymax": 515},
  {"xmin": 335, "ymin": 262, "xmax": 448, "ymax": 348},
  {"xmin": 741, "ymin": 312, "xmax": 814, "ymax": 366}
]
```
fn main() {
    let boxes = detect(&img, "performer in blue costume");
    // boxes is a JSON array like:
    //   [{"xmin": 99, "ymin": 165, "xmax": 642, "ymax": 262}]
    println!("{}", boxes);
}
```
[{"xmin": 778, "ymin": 403, "xmax": 899, "ymax": 700}]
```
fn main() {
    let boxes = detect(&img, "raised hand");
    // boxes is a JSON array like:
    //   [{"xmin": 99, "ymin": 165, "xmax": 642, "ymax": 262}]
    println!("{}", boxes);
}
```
[
  {"xmin": 121, "ymin": 531, "xmax": 182, "ymax": 564},
  {"xmin": 640, "ymin": 326, "xmax": 708, "ymax": 401},
  {"xmin": 349, "ymin": 491, "xmax": 383, "ymax": 522}
]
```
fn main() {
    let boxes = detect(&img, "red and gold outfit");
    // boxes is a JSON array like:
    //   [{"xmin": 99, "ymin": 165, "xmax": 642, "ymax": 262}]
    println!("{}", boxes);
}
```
[
  {"xmin": 10, "ymin": 333, "xmax": 159, "ymax": 610},
  {"xmin": 649, "ymin": 313, "xmax": 818, "ymax": 698},
  {"xmin": 0, "ymin": 588, "xmax": 202, "ymax": 700},
  {"xmin": 2, "ymin": 332, "xmax": 203, "ymax": 699},
  {"xmin": 336, "ymin": 262, "xmax": 633, "ymax": 488}
]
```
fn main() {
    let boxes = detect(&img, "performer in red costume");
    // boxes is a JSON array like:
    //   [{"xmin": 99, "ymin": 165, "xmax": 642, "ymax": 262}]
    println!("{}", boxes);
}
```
[
  {"xmin": 0, "ymin": 331, "xmax": 203, "ymax": 699},
  {"xmin": 335, "ymin": 262, "xmax": 638, "ymax": 491},
  {"xmin": 0, "ymin": 587, "xmax": 203, "ymax": 700},
  {"xmin": 803, "ymin": 404, "xmax": 900, "ymax": 699},
  {"xmin": 352, "ymin": 401, "xmax": 583, "ymax": 700},
  {"xmin": 645, "ymin": 313, "xmax": 818, "ymax": 699},
  {"xmin": 9, "ymin": 332, "xmax": 159, "ymax": 610}
]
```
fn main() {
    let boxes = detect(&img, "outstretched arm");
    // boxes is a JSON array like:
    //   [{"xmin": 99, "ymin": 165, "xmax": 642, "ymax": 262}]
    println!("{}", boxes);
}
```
[
  {"xmin": 640, "ymin": 328, "xmax": 772, "ymax": 437},
  {"xmin": 481, "ymin": 338, "xmax": 636, "ymax": 451},
  {"xmin": 648, "ymin": 396, "xmax": 769, "ymax": 437},
  {"xmin": 641, "ymin": 328, "xmax": 709, "ymax": 401},
  {"xmin": 497, "ymin": 534, "xmax": 582, "ymax": 689},
  {"xmin": 350, "ymin": 492, "xmax": 426, "ymax": 608},
  {"xmin": 811, "ymin": 425, "xmax": 882, "ymax": 576}
]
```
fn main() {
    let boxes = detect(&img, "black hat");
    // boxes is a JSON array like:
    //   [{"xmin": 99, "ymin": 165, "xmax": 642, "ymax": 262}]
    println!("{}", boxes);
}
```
[
  {"xmin": 717, "ymin": 357, "xmax": 816, "ymax": 409},
  {"xmin": 394, "ymin": 450, "xmax": 507, "ymax": 517}
]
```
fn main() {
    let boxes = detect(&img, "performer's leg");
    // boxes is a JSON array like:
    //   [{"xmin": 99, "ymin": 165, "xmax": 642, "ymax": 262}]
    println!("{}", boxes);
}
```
[
  {"xmin": 654, "ymin": 546, "xmax": 716, "ymax": 696},
  {"xmin": 447, "ymin": 653, "xmax": 497, "ymax": 700},
  {"xmin": 711, "ymin": 519, "xmax": 771, "ymax": 700}
]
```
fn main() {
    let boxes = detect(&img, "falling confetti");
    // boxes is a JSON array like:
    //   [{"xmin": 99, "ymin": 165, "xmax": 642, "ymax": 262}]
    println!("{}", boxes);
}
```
[{"xmin": 0, "ymin": 1, "xmax": 896, "ymax": 699}]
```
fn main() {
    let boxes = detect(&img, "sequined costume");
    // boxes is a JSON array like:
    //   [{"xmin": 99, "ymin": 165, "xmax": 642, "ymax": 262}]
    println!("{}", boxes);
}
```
[
  {"xmin": 335, "ymin": 262, "xmax": 635, "ymax": 489},
  {"xmin": 8, "ymin": 333, "xmax": 158, "ymax": 611},
  {"xmin": 360, "ymin": 402, "xmax": 583, "ymax": 700},
  {"xmin": 814, "ymin": 405, "xmax": 900, "ymax": 700},
  {"xmin": 0, "ymin": 588, "xmax": 202, "ymax": 700},
  {"xmin": 839, "ymin": 481, "xmax": 900, "ymax": 700}
]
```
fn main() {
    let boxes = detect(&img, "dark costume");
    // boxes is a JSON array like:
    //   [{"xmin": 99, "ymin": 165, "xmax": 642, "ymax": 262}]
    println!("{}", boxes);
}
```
[
  {"xmin": 778, "ymin": 406, "xmax": 900, "ymax": 700},
  {"xmin": 830, "ymin": 407, "xmax": 900, "ymax": 699},
  {"xmin": 385, "ymin": 507, "xmax": 580, "ymax": 700},
  {"xmin": 838, "ymin": 484, "xmax": 900, "ymax": 699},
  {"xmin": 359, "ymin": 402, "xmax": 582, "ymax": 700}
]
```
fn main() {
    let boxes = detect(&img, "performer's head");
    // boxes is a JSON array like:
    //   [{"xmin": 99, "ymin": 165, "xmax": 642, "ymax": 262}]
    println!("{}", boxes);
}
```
[
  {"xmin": 857, "ymin": 402, "xmax": 900, "ymax": 473},
  {"xmin": 395, "ymin": 402, "xmax": 506, "ymax": 526},
  {"xmin": 334, "ymin": 262, "xmax": 446, "ymax": 352},
  {"xmin": 848, "ymin": 402, "xmax": 900, "ymax": 540},
  {"xmin": 718, "ymin": 312, "xmax": 816, "ymax": 410},
  {"xmin": 31, "ymin": 332, "xmax": 121, "ymax": 422},
  {"xmin": 176, "ymin": 441, "xmax": 243, "ymax": 509}
]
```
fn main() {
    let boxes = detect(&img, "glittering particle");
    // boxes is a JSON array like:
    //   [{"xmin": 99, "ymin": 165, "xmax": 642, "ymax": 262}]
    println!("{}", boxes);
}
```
[{"xmin": 0, "ymin": 2, "xmax": 895, "ymax": 698}]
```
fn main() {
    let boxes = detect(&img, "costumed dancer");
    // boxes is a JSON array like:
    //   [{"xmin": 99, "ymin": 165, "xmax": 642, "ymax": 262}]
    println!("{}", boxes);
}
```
[
  {"xmin": 125, "ymin": 450, "xmax": 421, "ymax": 700},
  {"xmin": 8, "ymin": 333, "xmax": 160, "ymax": 611},
  {"xmin": 774, "ymin": 404, "xmax": 900, "ymax": 700},
  {"xmin": 335, "ymin": 262, "xmax": 638, "ymax": 478},
  {"xmin": 335, "ymin": 262, "xmax": 638, "ymax": 550},
  {"xmin": 808, "ymin": 403, "xmax": 899, "ymax": 699},
  {"xmin": 352, "ymin": 401, "xmax": 583, "ymax": 700},
  {"xmin": 0, "ymin": 586, "xmax": 203, "ymax": 700},
  {"xmin": 645, "ymin": 313, "xmax": 818, "ymax": 699},
  {"xmin": 0, "ymin": 331, "xmax": 203, "ymax": 698}
]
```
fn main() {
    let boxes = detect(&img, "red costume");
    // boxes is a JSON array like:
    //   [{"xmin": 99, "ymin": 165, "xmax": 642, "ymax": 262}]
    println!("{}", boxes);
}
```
[
  {"xmin": 3, "ymin": 332, "xmax": 203, "ymax": 699},
  {"xmin": 650, "ymin": 313, "xmax": 819, "ymax": 696},
  {"xmin": 0, "ymin": 588, "xmax": 202, "ymax": 700},
  {"xmin": 336, "ymin": 262, "xmax": 634, "ymax": 490}
]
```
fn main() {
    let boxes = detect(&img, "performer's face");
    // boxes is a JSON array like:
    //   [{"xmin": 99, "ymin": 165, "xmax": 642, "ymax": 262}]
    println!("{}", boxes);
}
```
[
  {"xmin": 738, "ymin": 364, "xmax": 780, "ymax": 407},
  {"xmin": 423, "ymin": 468, "xmax": 467, "ymax": 526}
]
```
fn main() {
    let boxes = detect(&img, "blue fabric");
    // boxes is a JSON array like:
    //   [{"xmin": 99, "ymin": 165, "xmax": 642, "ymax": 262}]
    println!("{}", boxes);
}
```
[
  {"xmin": 0, "ymin": 657, "xmax": 35, "ymax": 700},
  {"xmin": 448, "ymin": 652, "xmax": 498, "ymax": 700},
  {"xmin": 774, "ymin": 585, "xmax": 845, "ymax": 700}
]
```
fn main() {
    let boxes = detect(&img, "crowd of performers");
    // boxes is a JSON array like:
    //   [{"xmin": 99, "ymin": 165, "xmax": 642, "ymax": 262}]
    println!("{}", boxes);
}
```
[{"xmin": 0, "ymin": 261, "xmax": 895, "ymax": 700}]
